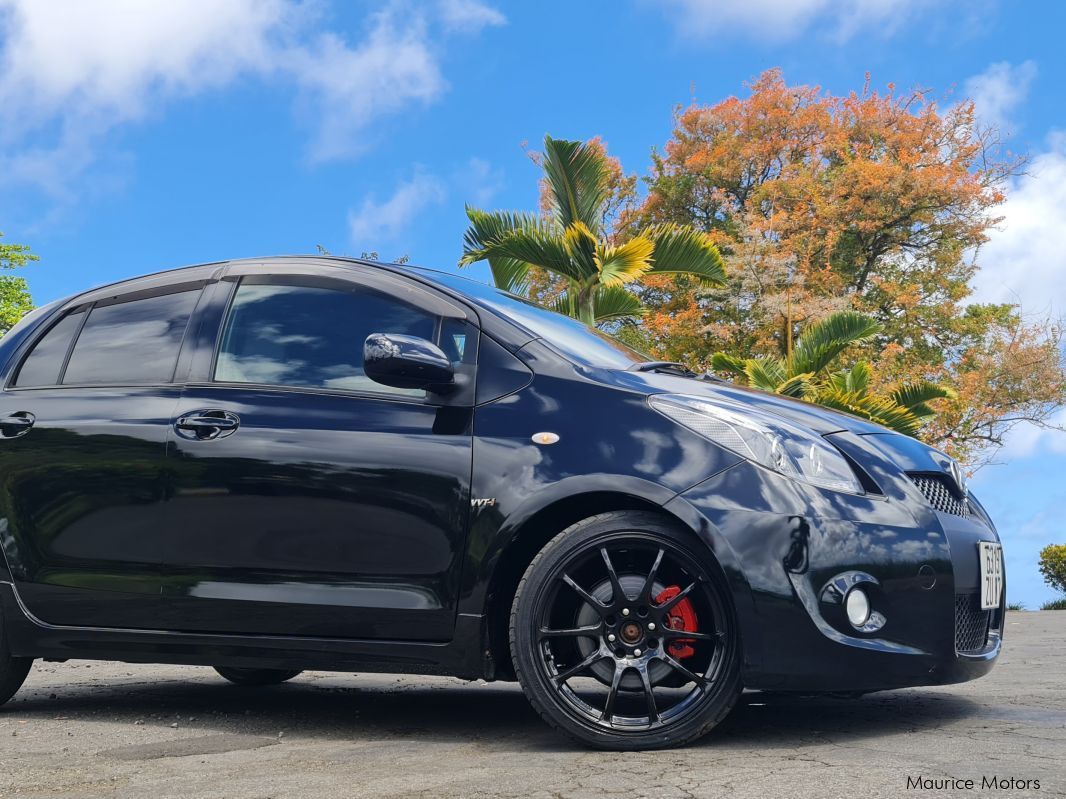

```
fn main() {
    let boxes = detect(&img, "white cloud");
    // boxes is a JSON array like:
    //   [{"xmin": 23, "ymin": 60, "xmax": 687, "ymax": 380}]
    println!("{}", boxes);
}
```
[
  {"xmin": 964, "ymin": 60, "xmax": 1037, "ymax": 131},
  {"xmin": 656, "ymin": 0, "xmax": 942, "ymax": 42},
  {"xmin": 287, "ymin": 11, "xmax": 446, "ymax": 163},
  {"xmin": 970, "ymin": 132, "xmax": 1066, "ymax": 316},
  {"xmin": 438, "ymin": 0, "xmax": 506, "ymax": 33},
  {"xmin": 348, "ymin": 169, "xmax": 447, "ymax": 245},
  {"xmin": 458, "ymin": 157, "xmax": 504, "ymax": 206},
  {"xmin": 991, "ymin": 412, "xmax": 1066, "ymax": 463},
  {"xmin": 0, "ymin": 0, "xmax": 503, "ymax": 202}
]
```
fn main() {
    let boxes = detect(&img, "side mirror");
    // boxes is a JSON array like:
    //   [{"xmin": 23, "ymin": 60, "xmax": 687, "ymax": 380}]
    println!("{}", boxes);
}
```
[{"xmin": 364, "ymin": 333, "xmax": 455, "ymax": 391}]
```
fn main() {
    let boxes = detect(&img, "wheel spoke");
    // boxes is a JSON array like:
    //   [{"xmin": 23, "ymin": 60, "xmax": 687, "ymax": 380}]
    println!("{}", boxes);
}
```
[
  {"xmin": 561, "ymin": 573, "xmax": 605, "ymax": 611},
  {"xmin": 554, "ymin": 650, "xmax": 606, "ymax": 683},
  {"xmin": 640, "ymin": 547, "xmax": 665, "ymax": 601},
  {"xmin": 659, "ymin": 652, "xmax": 708, "ymax": 689},
  {"xmin": 637, "ymin": 665, "xmax": 660, "ymax": 724},
  {"xmin": 655, "ymin": 580, "xmax": 697, "ymax": 613},
  {"xmin": 660, "ymin": 627, "xmax": 720, "ymax": 642},
  {"xmin": 539, "ymin": 624, "xmax": 601, "ymax": 639},
  {"xmin": 600, "ymin": 663, "xmax": 625, "ymax": 723},
  {"xmin": 600, "ymin": 547, "xmax": 629, "ymax": 605}
]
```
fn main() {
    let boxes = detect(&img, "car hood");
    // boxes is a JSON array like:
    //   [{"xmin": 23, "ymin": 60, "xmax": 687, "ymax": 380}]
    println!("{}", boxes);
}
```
[{"xmin": 599, "ymin": 368, "xmax": 891, "ymax": 436}]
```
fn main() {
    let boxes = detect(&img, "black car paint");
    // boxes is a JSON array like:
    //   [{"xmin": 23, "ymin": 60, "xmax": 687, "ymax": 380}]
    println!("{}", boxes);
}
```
[{"xmin": 0, "ymin": 256, "xmax": 1001, "ymax": 691}]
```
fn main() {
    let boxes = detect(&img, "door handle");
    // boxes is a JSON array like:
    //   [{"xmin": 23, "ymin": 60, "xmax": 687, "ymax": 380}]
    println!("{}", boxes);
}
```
[
  {"xmin": 175, "ymin": 410, "xmax": 240, "ymax": 441},
  {"xmin": 0, "ymin": 411, "xmax": 35, "ymax": 439}
]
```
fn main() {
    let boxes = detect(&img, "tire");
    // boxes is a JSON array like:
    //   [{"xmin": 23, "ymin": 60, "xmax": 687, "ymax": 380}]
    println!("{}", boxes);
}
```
[
  {"xmin": 0, "ymin": 616, "xmax": 33, "ymax": 708},
  {"xmin": 213, "ymin": 667, "xmax": 302, "ymax": 686},
  {"xmin": 510, "ymin": 511, "xmax": 742, "ymax": 750}
]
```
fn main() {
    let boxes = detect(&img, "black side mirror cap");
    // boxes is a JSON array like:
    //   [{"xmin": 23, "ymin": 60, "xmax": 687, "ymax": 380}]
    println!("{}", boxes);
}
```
[{"xmin": 364, "ymin": 333, "xmax": 455, "ymax": 392}]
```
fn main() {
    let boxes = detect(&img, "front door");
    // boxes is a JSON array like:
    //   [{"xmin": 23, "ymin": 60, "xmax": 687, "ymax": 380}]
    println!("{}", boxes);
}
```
[
  {"xmin": 0, "ymin": 286, "xmax": 202, "ymax": 628},
  {"xmin": 158, "ymin": 266, "xmax": 477, "ymax": 640}
]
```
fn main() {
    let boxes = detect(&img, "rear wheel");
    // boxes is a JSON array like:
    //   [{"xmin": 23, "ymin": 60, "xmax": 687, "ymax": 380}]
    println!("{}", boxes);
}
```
[
  {"xmin": 213, "ymin": 667, "xmax": 302, "ymax": 686},
  {"xmin": 510, "ymin": 511, "xmax": 741, "ymax": 750},
  {"xmin": 0, "ymin": 618, "xmax": 32, "ymax": 708}
]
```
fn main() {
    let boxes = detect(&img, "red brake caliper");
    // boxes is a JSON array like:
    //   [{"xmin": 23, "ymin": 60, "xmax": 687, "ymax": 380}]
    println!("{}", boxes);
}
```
[{"xmin": 654, "ymin": 585, "xmax": 699, "ymax": 659}]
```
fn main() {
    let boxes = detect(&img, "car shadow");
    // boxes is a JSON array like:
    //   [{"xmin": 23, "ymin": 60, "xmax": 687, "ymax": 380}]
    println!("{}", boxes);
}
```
[{"xmin": 8, "ymin": 667, "xmax": 985, "ymax": 753}]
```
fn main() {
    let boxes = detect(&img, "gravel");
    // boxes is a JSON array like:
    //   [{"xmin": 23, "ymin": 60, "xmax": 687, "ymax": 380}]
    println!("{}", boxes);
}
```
[{"xmin": 1, "ymin": 612, "xmax": 1062, "ymax": 798}]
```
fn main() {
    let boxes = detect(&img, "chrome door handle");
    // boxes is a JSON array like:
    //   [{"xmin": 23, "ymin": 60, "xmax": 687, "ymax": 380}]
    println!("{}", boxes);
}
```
[
  {"xmin": 0, "ymin": 412, "xmax": 35, "ymax": 439},
  {"xmin": 175, "ymin": 411, "xmax": 240, "ymax": 441}
]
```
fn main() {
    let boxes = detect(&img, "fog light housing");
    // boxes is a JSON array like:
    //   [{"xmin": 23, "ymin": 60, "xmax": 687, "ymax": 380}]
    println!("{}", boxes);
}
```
[{"xmin": 845, "ymin": 587, "xmax": 871, "ymax": 628}]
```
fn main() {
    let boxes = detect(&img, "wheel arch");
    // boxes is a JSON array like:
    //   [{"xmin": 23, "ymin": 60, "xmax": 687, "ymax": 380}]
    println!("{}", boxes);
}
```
[{"xmin": 480, "ymin": 490, "xmax": 755, "ymax": 681}]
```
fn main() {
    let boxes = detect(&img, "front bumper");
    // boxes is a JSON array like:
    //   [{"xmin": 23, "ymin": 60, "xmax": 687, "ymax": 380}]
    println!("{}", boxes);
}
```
[{"xmin": 666, "ymin": 443, "xmax": 1003, "ymax": 693}]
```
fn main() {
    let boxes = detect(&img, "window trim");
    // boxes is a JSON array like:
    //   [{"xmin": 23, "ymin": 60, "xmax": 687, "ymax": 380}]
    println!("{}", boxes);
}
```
[
  {"xmin": 205, "ymin": 272, "xmax": 478, "ymax": 406},
  {"xmin": 5, "ymin": 282, "xmax": 206, "ymax": 391}
]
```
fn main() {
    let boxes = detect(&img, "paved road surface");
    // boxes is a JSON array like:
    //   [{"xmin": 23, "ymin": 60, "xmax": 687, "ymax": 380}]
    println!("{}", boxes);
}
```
[{"xmin": 1, "ymin": 612, "xmax": 1063, "ymax": 798}]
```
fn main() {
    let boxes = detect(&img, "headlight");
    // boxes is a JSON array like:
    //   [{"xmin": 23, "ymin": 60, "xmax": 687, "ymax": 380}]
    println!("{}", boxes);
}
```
[{"xmin": 649, "ymin": 394, "xmax": 863, "ymax": 494}]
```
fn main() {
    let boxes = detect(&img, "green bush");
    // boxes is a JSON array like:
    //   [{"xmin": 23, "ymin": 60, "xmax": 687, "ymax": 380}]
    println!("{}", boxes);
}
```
[
  {"xmin": 1038, "ymin": 544, "xmax": 1066, "ymax": 594},
  {"xmin": 1006, "ymin": 602, "xmax": 1026, "ymax": 611},
  {"xmin": 1041, "ymin": 598, "xmax": 1066, "ymax": 611}
]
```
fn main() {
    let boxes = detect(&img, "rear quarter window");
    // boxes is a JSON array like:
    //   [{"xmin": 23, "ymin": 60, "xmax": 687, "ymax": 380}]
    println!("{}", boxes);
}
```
[{"xmin": 11, "ymin": 310, "xmax": 85, "ymax": 387}]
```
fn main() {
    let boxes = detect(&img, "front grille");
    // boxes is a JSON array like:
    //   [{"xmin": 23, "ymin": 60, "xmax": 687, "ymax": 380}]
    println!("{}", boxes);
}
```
[
  {"xmin": 910, "ymin": 474, "xmax": 969, "ymax": 517},
  {"xmin": 955, "ymin": 592, "xmax": 991, "ymax": 653}
]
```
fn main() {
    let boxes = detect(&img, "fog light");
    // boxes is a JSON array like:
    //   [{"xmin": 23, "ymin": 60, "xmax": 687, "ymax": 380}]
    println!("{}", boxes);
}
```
[{"xmin": 845, "ymin": 587, "xmax": 871, "ymax": 628}]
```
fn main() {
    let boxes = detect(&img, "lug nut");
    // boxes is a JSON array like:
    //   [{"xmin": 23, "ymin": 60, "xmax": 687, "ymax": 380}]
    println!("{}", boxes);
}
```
[
  {"xmin": 634, "ymin": 648, "xmax": 642, "ymax": 656},
  {"xmin": 622, "ymin": 608, "xmax": 630, "ymax": 616},
  {"xmin": 607, "ymin": 634, "xmax": 616, "ymax": 642},
  {"xmin": 647, "ymin": 622, "xmax": 656, "ymax": 631}
]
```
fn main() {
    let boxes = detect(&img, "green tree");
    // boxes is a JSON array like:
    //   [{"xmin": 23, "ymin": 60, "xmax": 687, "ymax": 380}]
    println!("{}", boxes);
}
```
[
  {"xmin": 460, "ymin": 135, "xmax": 727, "ymax": 324},
  {"xmin": 1039, "ymin": 544, "xmax": 1066, "ymax": 596},
  {"xmin": 0, "ymin": 232, "xmax": 36, "ymax": 333},
  {"xmin": 712, "ymin": 311, "xmax": 953, "ymax": 436}
]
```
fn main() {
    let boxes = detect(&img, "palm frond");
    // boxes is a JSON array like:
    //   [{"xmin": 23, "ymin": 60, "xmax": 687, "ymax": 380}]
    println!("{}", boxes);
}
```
[
  {"xmin": 842, "ymin": 361, "xmax": 871, "ymax": 394},
  {"xmin": 814, "ymin": 389, "xmax": 922, "ymax": 437},
  {"xmin": 744, "ymin": 357, "xmax": 789, "ymax": 393},
  {"xmin": 591, "ymin": 285, "xmax": 646, "ymax": 322},
  {"xmin": 459, "ymin": 206, "xmax": 543, "ymax": 266},
  {"xmin": 596, "ymin": 235, "xmax": 654, "ymax": 286},
  {"xmin": 642, "ymin": 224, "xmax": 727, "ymax": 285},
  {"xmin": 789, "ymin": 311, "xmax": 882, "ymax": 376},
  {"xmin": 891, "ymin": 380, "xmax": 956, "ymax": 417},
  {"xmin": 776, "ymin": 372, "xmax": 815, "ymax": 398},
  {"xmin": 542, "ymin": 136, "xmax": 612, "ymax": 233},
  {"xmin": 711, "ymin": 352, "xmax": 749, "ymax": 378},
  {"xmin": 480, "ymin": 228, "xmax": 585, "ymax": 282},
  {"xmin": 561, "ymin": 220, "xmax": 598, "ymax": 276},
  {"xmin": 486, "ymin": 257, "xmax": 534, "ymax": 294}
]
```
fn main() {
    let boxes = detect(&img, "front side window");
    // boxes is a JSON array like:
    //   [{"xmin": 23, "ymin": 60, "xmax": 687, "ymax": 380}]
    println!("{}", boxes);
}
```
[
  {"xmin": 63, "ymin": 290, "xmax": 199, "ymax": 385},
  {"xmin": 215, "ymin": 279, "xmax": 463, "ymax": 396}
]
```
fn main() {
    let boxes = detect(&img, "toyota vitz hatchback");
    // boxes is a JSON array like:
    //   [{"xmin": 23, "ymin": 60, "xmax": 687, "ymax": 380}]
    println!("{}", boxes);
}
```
[{"xmin": 0, "ymin": 256, "xmax": 1004, "ymax": 749}]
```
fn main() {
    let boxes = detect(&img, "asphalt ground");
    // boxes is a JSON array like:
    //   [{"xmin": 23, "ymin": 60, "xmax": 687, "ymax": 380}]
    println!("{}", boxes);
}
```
[{"xmin": 1, "ymin": 612, "xmax": 1063, "ymax": 799}]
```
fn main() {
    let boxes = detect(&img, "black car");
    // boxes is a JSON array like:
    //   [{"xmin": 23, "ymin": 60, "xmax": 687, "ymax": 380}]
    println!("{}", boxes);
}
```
[{"xmin": 0, "ymin": 256, "xmax": 1004, "ymax": 749}]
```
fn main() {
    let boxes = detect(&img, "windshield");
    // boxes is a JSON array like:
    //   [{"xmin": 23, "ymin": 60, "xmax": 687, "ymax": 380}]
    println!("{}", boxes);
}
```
[{"xmin": 408, "ymin": 269, "xmax": 650, "ymax": 369}]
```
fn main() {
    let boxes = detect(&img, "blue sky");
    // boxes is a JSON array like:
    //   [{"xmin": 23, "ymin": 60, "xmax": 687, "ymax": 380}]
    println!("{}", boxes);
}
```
[{"xmin": 1, "ymin": 0, "xmax": 1064, "ymax": 606}]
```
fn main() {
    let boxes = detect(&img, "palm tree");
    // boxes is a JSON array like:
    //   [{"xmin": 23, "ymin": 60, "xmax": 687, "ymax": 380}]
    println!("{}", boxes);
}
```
[
  {"xmin": 459, "ymin": 136, "xmax": 727, "ymax": 324},
  {"xmin": 711, "ymin": 311, "xmax": 954, "ymax": 437}
]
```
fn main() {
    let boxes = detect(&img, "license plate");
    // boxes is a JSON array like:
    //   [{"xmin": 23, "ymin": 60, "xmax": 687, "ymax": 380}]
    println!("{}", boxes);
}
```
[{"xmin": 979, "ymin": 541, "xmax": 1003, "ymax": 610}]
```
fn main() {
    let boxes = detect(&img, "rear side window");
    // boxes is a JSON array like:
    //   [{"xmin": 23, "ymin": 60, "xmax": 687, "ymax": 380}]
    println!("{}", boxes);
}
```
[
  {"xmin": 62, "ymin": 290, "xmax": 199, "ymax": 385},
  {"xmin": 12, "ymin": 310, "xmax": 85, "ymax": 387},
  {"xmin": 215, "ymin": 280, "xmax": 455, "ymax": 395}
]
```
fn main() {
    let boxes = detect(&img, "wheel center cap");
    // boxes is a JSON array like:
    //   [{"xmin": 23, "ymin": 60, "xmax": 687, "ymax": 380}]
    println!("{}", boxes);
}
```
[{"xmin": 620, "ymin": 621, "xmax": 643, "ymax": 644}]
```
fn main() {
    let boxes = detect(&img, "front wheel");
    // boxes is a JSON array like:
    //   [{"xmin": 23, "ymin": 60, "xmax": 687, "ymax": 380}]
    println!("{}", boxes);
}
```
[
  {"xmin": 510, "ymin": 511, "xmax": 742, "ymax": 750},
  {"xmin": 213, "ymin": 667, "xmax": 302, "ymax": 686}
]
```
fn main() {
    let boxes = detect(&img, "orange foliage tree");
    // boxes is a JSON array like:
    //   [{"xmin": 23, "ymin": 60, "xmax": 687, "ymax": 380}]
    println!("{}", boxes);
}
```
[{"xmin": 623, "ymin": 69, "xmax": 1064, "ymax": 466}]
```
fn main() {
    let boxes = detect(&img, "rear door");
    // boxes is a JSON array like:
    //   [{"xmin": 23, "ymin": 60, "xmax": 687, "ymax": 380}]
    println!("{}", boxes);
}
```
[
  {"xmin": 0, "ymin": 280, "xmax": 205, "ymax": 628},
  {"xmin": 157, "ymin": 262, "xmax": 478, "ymax": 640}
]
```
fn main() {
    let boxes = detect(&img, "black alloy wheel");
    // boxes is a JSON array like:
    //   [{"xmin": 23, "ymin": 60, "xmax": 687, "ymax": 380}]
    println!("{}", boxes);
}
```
[
  {"xmin": 213, "ymin": 667, "xmax": 303, "ymax": 687},
  {"xmin": 511, "ymin": 511, "xmax": 741, "ymax": 750}
]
